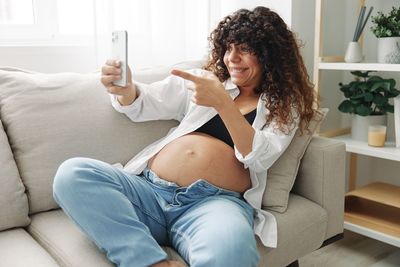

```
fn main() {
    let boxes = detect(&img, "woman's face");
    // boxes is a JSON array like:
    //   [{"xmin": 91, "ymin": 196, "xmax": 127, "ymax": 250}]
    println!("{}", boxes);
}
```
[{"xmin": 223, "ymin": 43, "xmax": 262, "ymax": 91}]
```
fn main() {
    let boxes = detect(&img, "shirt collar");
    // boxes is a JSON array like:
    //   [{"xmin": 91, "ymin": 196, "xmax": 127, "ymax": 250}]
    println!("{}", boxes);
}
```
[{"xmin": 224, "ymin": 78, "xmax": 238, "ymax": 91}]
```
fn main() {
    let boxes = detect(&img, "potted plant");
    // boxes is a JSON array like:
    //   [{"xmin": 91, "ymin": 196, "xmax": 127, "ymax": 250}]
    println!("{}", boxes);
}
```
[
  {"xmin": 370, "ymin": 6, "xmax": 400, "ymax": 63},
  {"xmin": 338, "ymin": 71, "xmax": 400, "ymax": 141}
]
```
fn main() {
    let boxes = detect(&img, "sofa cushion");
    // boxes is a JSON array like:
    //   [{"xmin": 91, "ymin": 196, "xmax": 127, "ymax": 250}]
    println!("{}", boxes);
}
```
[
  {"xmin": 263, "ymin": 108, "xmax": 327, "ymax": 213},
  {"xmin": 259, "ymin": 193, "xmax": 328, "ymax": 267},
  {"xmin": 0, "ymin": 228, "xmax": 59, "ymax": 267},
  {"xmin": 28, "ymin": 196, "xmax": 326, "ymax": 267},
  {"xmin": 0, "ymin": 119, "xmax": 30, "ymax": 230},
  {"xmin": 0, "ymin": 63, "xmax": 196, "ymax": 214},
  {"xmin": 28, "ymin": 210, "xmax": 188, "ymax": 267}
]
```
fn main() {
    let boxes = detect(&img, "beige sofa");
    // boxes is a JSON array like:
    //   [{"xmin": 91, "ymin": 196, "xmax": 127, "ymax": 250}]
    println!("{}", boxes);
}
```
[{"xmin": 0, "ymin": 61, "xmax": 345, "ymax": 267}]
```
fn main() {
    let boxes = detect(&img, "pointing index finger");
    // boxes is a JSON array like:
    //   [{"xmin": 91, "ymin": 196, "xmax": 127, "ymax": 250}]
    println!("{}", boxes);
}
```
[{"xmin": 171, "ymin": 69, "xmax": 201, "ymax": 83}]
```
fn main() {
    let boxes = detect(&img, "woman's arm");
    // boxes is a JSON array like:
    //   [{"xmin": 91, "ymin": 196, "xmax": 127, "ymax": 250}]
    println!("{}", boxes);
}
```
[{"xmin": 216, "ymin": 100, "xmax": 255, "ymax": 157}]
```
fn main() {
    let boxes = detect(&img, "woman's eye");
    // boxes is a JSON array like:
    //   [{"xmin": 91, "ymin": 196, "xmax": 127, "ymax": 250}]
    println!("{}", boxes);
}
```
[{"xmin": 240, "ymin": 46, "xmax": 250, "ymax": 53}]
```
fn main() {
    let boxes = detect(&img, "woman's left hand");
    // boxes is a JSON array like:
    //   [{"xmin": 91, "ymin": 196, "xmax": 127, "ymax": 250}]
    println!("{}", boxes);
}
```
[{"xmin": 171, "ymin": 69, "xmax": 232, "ymax": 111}]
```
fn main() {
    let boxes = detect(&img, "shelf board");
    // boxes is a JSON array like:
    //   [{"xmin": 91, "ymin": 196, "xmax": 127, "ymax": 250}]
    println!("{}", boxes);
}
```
[
  {"xmin": 344, "ymin": 221, "xmax": 400, "ymax": 247},
  {"xmin": 344, "ymin": 182, "xmax": 400, "ymax": 247},
  {"xmin": 318, "ymin": 62, "xmax": 400, "ymax": 72},
  {"xmin": 333, "ymin": 134, "xmax": 400, "ymax": 161},
  {"xmin": 346, "ymin": 182, "xmax": 400, "ymax": 209}
]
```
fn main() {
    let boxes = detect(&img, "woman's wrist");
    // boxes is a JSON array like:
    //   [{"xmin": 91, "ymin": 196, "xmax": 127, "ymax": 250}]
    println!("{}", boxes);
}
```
[{"xmin": 117, "ymin": 83, "xmax": 137, "ymax": 106}]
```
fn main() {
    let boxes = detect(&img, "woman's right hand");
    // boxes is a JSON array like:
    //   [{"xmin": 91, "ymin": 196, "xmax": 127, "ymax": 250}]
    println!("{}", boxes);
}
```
[{"xmin": 101, "ymin": 59, "xmax": 137, "ymax": 106}]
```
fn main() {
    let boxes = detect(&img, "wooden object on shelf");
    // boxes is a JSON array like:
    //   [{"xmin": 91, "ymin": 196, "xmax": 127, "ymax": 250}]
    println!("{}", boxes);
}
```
[
  {"xmin": 349, "ymin": 153, "xmax": 358, "ymax": 191},
  {"xmin": 318, "ymin": 127, "xmax": 350, "ymax": 138},
  {"xmin": 345, "ymin": 182, "xmax": 400, "ymax": 238}
]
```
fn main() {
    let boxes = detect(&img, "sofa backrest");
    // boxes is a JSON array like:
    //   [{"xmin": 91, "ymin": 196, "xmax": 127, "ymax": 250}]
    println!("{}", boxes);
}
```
[
  {"xmin": 0, "ymin": 61, "xmax": 203, "ymax": 214},
  {"xmin": 0, "ymin": 119, "xmax": 30, "ymax": 230}
]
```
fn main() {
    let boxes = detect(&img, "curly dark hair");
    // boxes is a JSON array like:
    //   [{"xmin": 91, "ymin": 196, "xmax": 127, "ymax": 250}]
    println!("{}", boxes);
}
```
[{"xmin": 205, "ymin": 6, "xmax": 319, "ymax": 134}]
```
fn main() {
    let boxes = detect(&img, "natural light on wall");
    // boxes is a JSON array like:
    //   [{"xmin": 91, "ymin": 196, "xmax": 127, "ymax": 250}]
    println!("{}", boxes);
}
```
[
  {"xmin": 0, "ymin": 0, "xmax": 292, "ymax": 71},
  {"xmin": 0, "ymin": 0, "xmax": 34, "ymax": 24}
]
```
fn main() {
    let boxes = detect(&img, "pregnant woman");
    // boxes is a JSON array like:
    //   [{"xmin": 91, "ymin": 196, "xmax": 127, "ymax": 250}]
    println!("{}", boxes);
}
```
[{"xmin": 53, "ymin": 6, "xmax": 317, "ymax": 267}]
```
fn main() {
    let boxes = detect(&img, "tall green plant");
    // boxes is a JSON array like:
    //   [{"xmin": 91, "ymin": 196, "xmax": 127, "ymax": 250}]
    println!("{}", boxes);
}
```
[
  {"xmin": 370, "ymin": 6, "xmax": 400, "ymax": 38},
  {"xmin": 338, "ymin": 71, "xmax": 400, "ymax": 116}
]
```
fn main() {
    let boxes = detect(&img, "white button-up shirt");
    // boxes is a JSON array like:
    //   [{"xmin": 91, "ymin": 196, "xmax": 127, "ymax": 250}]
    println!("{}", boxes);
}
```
[{"xmin": 110, "ymin": 69, "xmax": 298, "ymax": 248}]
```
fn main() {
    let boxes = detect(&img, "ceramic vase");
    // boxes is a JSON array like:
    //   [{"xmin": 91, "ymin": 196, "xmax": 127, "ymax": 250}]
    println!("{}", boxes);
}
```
[
  {"xmin": 377, "ymin": 37, "xmax": 400, "ymax": 63},
  {"xmin": 351, "ymin": 114, "xmax": 387, "ymax": 141}
]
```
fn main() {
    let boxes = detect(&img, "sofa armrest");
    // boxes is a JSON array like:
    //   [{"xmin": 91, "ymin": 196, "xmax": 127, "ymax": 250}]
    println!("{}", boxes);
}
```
[{"xmin": 292, "ymin": 136, "xmax": 345, "ymax": 239}]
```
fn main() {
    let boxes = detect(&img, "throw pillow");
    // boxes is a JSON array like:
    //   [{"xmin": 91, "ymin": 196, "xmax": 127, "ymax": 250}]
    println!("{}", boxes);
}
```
[{"xmin": 262, "ymin": 108, "xmax": 328, "ymax": 213}]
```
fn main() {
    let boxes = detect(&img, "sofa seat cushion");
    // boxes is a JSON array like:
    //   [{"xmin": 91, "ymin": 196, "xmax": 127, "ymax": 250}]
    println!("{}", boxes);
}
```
[
  {"xmin": 0, "ymin": 228, "xmax": 59, "ymax": 267},
  {"xmin": 258, "ymin": 193, "xmax": 328, "ymax": 267},
  {"xmin": 28, "ymin": 209, "xmax": 188, "ymax": 267},
  {"xmin": 28, "ymin": 196, "xmax": 326, "ymax": 267}
]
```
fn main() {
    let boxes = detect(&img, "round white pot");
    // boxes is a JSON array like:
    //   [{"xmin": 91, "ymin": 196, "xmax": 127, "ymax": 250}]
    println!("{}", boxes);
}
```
[
  {"xmin": 351, "ymin": 114, "xmax": 387, "ymax": 141},
  {"xmin": 377, "ymin": 37, "xmax": 400, "ymax": 63}
]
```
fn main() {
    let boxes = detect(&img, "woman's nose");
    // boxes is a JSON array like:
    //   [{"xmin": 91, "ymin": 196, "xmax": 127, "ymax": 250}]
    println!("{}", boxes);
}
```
[{"xmin": 228, "ymin": 50, "xmax": 240, "ymax": 62}]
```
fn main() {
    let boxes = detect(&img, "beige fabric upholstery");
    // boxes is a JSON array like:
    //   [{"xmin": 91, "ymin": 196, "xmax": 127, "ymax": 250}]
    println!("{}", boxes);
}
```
[
  {"xmin": 0, "ymin": 68, "xmax": 179, "ymax": 214},
  {"xmin": 293, "ymin": 136, "xmax": 346, "ymax": 239},
  {"xmin": 0, "ymin": 228, "xmax": 59, "ymax": 267},
  {"xmin": 0, "ymin": 119, "xmax": 30, "ymax": 230},
  {"xmin": 28, "ymin": 210, "xmax": 188, "ymax": 267},
  {"xmin": 263, "ymin": 108, "xmax": 327, "ymax": 212},
  {"xmin": 260, "ymin": 194, "xmax": 328, "ymax": 267}
]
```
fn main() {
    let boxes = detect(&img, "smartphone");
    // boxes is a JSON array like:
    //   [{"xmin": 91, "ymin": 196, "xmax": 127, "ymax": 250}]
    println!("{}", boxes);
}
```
[{"xmin": 111, "ymin": 30, "xmax": 128, "ymax": 87}]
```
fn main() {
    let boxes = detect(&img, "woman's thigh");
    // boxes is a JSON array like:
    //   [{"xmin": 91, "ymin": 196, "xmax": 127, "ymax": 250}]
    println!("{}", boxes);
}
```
[
  {"xmin": 169, "ymin": 196, "xmax": 259, "ymax": 267},
  {"xmin": 53, "ymin": 157, "xmax": 170, "ymax": 244}
]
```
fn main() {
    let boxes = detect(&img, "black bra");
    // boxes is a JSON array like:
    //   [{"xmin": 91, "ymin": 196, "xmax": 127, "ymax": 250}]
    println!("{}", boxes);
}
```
[{"xmin": 195, "ymin": 109, "xmax": 257, "ymax": 148}]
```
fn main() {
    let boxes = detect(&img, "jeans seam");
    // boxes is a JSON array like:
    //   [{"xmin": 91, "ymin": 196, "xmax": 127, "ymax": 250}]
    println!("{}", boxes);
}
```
[{"xmin": 129, "ymin": 199, "xmax": 167, "ymax": 228}]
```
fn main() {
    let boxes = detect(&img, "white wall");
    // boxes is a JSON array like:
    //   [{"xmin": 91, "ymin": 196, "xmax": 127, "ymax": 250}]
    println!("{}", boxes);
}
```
[{"xmin": 0, "ymin": 45, "xmax": 97, "ymax": 73}]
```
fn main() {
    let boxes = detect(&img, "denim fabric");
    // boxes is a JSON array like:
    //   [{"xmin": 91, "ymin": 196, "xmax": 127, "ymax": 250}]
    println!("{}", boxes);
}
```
[{"xmin": 53, "ymin": 157, "xmax": 260, "ymax": 267}]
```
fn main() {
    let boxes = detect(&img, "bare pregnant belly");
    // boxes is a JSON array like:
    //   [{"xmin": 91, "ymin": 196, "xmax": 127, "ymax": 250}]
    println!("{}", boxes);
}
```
[{"xmin": 147, "ymin": 132, "xmax": 251, "ymax": 193}]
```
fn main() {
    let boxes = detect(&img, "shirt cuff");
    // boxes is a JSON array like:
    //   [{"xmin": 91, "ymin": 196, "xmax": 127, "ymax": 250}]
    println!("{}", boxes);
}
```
[
  {"xmin": 109, "ymin": 84, "xmax": 143, "ymax": 113},
  {"xmin": 234, "ymin": 130, "xmax": 268, "ymax": 169}
]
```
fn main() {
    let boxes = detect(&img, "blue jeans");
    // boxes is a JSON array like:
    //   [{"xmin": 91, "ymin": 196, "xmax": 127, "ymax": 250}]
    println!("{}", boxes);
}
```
[{"xmin": 53, "ymin": 157, "xmax": 259, "ymax": 267}]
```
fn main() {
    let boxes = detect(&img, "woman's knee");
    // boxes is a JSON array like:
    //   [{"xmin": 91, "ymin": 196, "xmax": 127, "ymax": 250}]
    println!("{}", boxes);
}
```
[
  {"xmin": 216, "ymin": 226, "xmax": 259, "ymax": 267},
  {"xmin": 190, "ymin": 224, "xmax": 259, "ymax": 267},
  {"xmin": 53, "ymin": 157, "xmax": 101, "ymax": 199}
]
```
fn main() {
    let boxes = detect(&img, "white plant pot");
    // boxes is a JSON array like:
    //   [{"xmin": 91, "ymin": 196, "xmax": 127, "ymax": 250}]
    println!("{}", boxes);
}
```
[
  {"xmin": 377, "ymin": 37, "xmax": 400, "ymax": 63},
  {"xmin": 344, "ymin": 41, "xmax": 363, "ymax": 63},
  {"xmin": 351, "ymin": 114, "xmax": 387, "ymax": 141}
]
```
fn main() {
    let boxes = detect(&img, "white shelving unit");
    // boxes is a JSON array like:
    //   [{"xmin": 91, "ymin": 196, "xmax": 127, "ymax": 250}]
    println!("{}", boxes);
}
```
[
  {"xmin": 334, "ymin": 135, "xmax": 399, "ymax": 161},
  {"xmin": 332, "ymin": 135, "xmax": 400, "ymax": 247},
  {"xmin": 319, "ymin": 62, "xmax": 400, "ymax": 72},
  {"xmin": 314, "ymin": 0, "xmax": 400, "ymax": 248}
]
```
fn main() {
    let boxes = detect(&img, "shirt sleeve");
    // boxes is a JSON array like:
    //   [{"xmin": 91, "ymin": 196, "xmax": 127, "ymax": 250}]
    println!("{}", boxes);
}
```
[
  {"xmin": 234, "ymin": 119, "xmax": 299, "ymax": 173},
  {"xmin": 110, "ymin": 72, "xmax": 193, "ymax": 122}
]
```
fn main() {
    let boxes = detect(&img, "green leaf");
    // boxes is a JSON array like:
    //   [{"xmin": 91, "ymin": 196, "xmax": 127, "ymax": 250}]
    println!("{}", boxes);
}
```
[
  {"xmin": 351, "ymin": 71, "xmax": 373, "ymax": 78},
  {"xmin": 373, "ymin": 94, "xmax": 388, "ymax": 105},
  {"xmin": 355, "ymin": 105, "xmax": 372, "ymax": 116},
  {"xmin": 338, "ymin": 100, "xmax": 353, "ymax": 113},
  {"xmin": 364, "ymin": 92, "xmax": 374, "ymax": 102},
  {"xmin": 368, "ymin": 76, "xmax": 384, "ymax": 82},
  {"xmin": 370, "ymin": 81, "xmax": 384, "ymax": 92}
]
